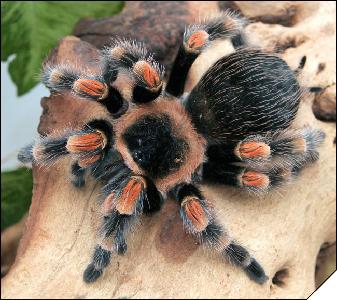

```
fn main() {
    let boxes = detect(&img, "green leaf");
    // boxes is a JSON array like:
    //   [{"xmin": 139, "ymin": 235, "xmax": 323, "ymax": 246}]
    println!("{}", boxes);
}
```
[
  {"xmin": 1, "ymin": 168, "xmax": 33, "ymax": 230},
  {"xmin": 1, "ymin": 1, "xmax": 124, "ymax": 96}
]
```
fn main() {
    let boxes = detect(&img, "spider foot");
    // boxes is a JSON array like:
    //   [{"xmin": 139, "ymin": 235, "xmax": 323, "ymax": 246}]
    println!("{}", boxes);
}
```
[
  {"xmin": 223, "ymin": 242, "xmax": 268, "ymax": 284},
  {"xmin": 83, "ymin": 245, "xmax": 111, "ymax": 283},
  {"xmin": 174, "ymin": 183, "xmax": 268, "ymax": 284}
]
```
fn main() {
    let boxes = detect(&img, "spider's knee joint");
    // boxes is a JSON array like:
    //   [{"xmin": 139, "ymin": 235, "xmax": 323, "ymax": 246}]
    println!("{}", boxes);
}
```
[
  {"xmin": 185, "ymin": 30, "xmax": 209, "ymax": 52},
  {"xmin": 133, "ymin": 61, "xmax": 162, "ymax": 90},
  {"xmin": 181, "ymin": 196, "xmax": 209, "ymax": 232},
  {"xmin": 66, "ymin": 131, "xmax": 107, "ymax": 154},
  {"xmin": 115, "ymin": 176, "xmax": 146, "ymax": 215},
  {"xmin": 73, "ymin": 79, "xmax": 109, "ymax": 101},
  {"xmin": 235, "ymin": 141, "xmax": 271, "ymax": 160},
  {"xmin": 239, "ymin": 170, "xmax": 270, "ymax": 189}
]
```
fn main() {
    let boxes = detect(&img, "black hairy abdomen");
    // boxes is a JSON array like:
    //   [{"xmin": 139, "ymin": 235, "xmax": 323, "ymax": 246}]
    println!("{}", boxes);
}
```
[
  {"xmin": 186, "ymin": 49, "xmax": 301, "ymax": 142},
  {"xmin": 122, "ymin": 114, "xmax": 188, "ymax": 179}
]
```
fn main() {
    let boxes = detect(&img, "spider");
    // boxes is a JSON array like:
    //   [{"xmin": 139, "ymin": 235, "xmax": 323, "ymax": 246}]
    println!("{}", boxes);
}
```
[{"xmin": 18, "ymin": 11, "xmax": 325, "ymax": 285}]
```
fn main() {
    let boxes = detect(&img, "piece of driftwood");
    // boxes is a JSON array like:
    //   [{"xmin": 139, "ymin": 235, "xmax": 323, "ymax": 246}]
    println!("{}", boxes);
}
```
[
  {"xmin": 1, "ymin": 1, "xmax": 336, "ymax": 298},
  {"xmin": 73, "ymin": 1, "xmax": 219, "ymax": 75},
  {"xmin": 1, "ymin": 214, "xmax": 27, "ymax": 278}
]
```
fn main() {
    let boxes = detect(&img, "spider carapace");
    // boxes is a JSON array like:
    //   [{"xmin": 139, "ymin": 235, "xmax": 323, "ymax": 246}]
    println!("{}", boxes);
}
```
[{"xmin": 19, "ymin": 11, "xmax": 325, "ymax": 284}]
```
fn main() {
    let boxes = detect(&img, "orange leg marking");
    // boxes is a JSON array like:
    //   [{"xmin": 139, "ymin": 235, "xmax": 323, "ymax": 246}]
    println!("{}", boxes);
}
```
[
  {"xmin": 238, "ymin": 141, "xmax": 271, "ymax": 160},
  {"xmin": 134, "ymin": 61, "xmax": 161, "ymax": 88},
  {"xmin": 292, "ymin": 138, "xmax": 306, "ymax": 153},
  {"xmin": 102, "ymin": 193, "xmax": 116, "ymax": 215},
  {"xmin": 73, "ymin": 79, "xmax": 108, "ymax": 100},
  {"xmin": 187, "ymin": 30, "xmax": 209, "ymax": 50},
  {"xmin": 241, "ymin": 171, "xmax": 270, "ymax": 188},
  {"xmin": 143, "ymin": 64, "xmax": 160, "ymax": 88},
  {"xmin": 182, "ymin": 197, "xmax": 208, "ymax": 232},
  {"xmin": 78, "ymin": 153, "xmax": 102, "ymax": 168},
  {"xmin": 66, "ymin": 131, "xmax": 106, "ymax": 153},
  {"xmin": 116, "ymin": 177, "xmax": 145, "ymax": 215}
]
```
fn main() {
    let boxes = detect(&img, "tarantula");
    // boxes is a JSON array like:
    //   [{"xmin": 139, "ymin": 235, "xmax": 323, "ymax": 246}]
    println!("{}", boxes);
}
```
[{"xmin": 19, "ymin": 12, "xmax": 325, "ymax": 285}]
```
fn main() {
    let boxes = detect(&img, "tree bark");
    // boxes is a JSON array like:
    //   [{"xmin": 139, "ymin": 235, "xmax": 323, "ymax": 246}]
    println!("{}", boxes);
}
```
[{"xmin": 1, "ymin": 1, "xmax": 336, "ymax": 298}]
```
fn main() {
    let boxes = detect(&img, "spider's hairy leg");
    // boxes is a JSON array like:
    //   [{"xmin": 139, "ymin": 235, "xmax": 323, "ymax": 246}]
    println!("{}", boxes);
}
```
[
  {"xmin": 84, "ymin": 173, "xmax": 162, "ymax": 283},
  {"xmin": 202, "ymin": 161, "xmax": 298, "ymax": 194},
  {"xmin": 42, "ymin": 65, "xmax": 108, "ymax": 101},
  {"xmin": 84, "ymin": 211, "xmax": 133, "ymax": 283},
  {"xmin": 102, "ymin": 39, "xmax": 164, "ymax": 104},
  {"xmin": 173, "ymin": 183, "xmax": 268, "ymax": 284},
  {"xmin": 18, "ymin": 120, "xmax": 112, "ymax": 170},
  {"xmin": 72, "ymin": 148, "xmax": 125, "ymax": 189},
  {"xmin": 166, "ymin": 11, "xmax": 247, "ymax": 97},
  {"xmin": 42, "ymin": 64, "xmax": 126, "ymax": 115},
  {"xmin": 18, "ymin": 133, "xmax": 68, "ymax": 165},
  {"xmin": 207, "ymin": 127, "xmax": 325, "ymax": 171},
  {"xmin": 24, "ymin": 129, "xmax": 106, "ymax": 165},
  {"xmin": 259, "ymin": 128, "xmax": 325, "ymax": 169},
  {"xmin": 18, "ymin": 130, "xmax": 105, "ymax": 190},
  {"xmin": 83, "ymin": 168, "xmax": 139, "ymax": 283}
]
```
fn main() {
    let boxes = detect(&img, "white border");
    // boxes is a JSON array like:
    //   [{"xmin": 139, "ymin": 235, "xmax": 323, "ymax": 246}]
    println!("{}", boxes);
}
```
[{"xmin": 309, "ymin": 271, "xmax": 337, "ymax": 299}]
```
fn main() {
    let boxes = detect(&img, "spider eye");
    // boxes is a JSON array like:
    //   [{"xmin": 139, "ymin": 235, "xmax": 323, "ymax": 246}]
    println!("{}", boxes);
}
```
[{"xmin": 133, "ymin": 150, "xmax": 145, "ymax": 162}]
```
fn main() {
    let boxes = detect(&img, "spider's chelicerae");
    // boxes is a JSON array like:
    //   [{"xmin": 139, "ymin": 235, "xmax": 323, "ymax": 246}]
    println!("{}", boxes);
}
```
[{"xmin": 19, "ymin": 12, "xmax": 325, "ymax": 284}]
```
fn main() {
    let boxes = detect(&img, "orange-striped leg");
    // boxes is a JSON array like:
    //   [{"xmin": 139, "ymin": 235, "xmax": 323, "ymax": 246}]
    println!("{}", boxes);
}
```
[
  {"xmin": 174, "ymin": 183, "xmax": 268, "ymax": 284},
  {"xmin": 42, "ymin": 65, "xmax": 109, "ymax": 101},
  {"xmin": 132, "ymin": 60, "xmax": 163, "ymax": 103},
  {"xmin": 167, "ymin": 12, "xmax": 247, "ymax": 96},
  {"xmin": 233, "ymin": 129, "xmax": 325, "ymax": 170},
  {"xmin": 102, "ymin": 39, "xmax": 164, "ymax": 103},
  {"xmin": 84, "ymin": 175, "xmax": 145, "ymax": 283},
  {"xmin": 84, "ymin": 175, "xmax": 162, "ymax": 283},
  {"xmin": 202, "ymin": 162, "xmax": 294, "ymax": 194},
  {"xmin": 113, "ymin": 176, "xmax": 146, "ymax": 216},
  {"xmin": 41, "ymin": 65, "xmax": 126, "ymax": 115},
  {"xmin": 21, "ymin": 125, "xmax": 109, "ymax": 174},
  {"xmin": 206, "ymin": 128, "xmax": 325, "ymax": 173}
]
